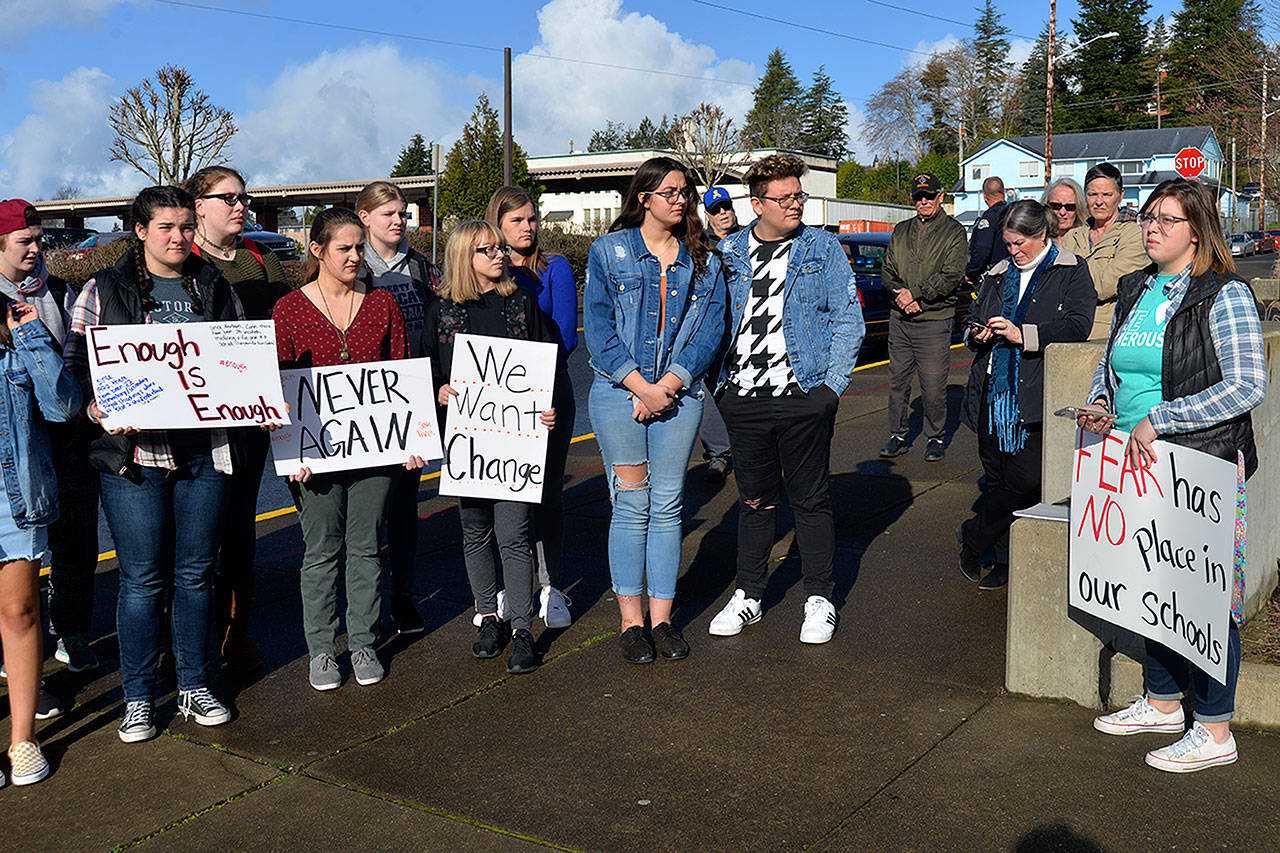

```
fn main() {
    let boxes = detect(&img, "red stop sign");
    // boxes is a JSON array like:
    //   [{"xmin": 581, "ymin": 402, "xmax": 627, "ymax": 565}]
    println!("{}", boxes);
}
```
[{"xmin": 1174, "ymin": 147, "xmax": 1206, "ymax": 178}]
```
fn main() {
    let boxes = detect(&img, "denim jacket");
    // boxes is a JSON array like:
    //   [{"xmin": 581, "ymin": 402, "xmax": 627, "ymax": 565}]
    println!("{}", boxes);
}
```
[
  {"xmin": 0, "ymin": 321, "xmax": 81, "ymax": 528},
  {"xmin": 716, "ymin": 222, "xmax": 865, "ymax": 395},
  {"xmin": 584, "ymin": 228, "xmax": 726, "ymax": 389}
]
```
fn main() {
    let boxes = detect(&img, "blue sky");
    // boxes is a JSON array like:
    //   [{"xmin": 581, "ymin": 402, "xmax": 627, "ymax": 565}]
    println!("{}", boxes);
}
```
[{"xmin": 0, "ymin": 0, "xmax": 1183, "ymax": 200}]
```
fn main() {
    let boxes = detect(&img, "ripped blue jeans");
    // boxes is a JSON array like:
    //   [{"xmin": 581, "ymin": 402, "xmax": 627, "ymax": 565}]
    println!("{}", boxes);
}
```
[{"xmin": 588, "ymin": 376, "xmax": 703, "ymax": 599}]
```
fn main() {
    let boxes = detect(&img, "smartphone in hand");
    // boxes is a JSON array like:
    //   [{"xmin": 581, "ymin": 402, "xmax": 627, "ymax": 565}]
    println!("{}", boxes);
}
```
[{"xmin": 1053, "ymin": 406, "xmax": 1116, "ymax": 421}]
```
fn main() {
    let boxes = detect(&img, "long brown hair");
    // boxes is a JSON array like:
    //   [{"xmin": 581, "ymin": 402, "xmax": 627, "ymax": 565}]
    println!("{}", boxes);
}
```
[
  {"xmin": 1140, "ymin": 178, "xmax": 1234, "ymax": 277},
  {"xmin": 130, "ymin": 185, "xmax": 203, "ymax": 315},
  {"xmin": 485, "ymin": 185, "xmax": 548, "ymax": 275},
  {"xmin": 441, "ymin": 220, "xmax": 516, "ymax": 304},
  {"xmin": 303, "ymin": 207, "xmax": 365, "ymax": 285},
  {"xmin": 609, "ymin": 156, "xmax": 713, "ymax": 279}
]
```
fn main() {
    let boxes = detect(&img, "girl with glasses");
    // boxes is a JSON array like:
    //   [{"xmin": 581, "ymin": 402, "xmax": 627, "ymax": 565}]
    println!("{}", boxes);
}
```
[
  {"xmin": 423, "ymin": 220, "xmax": 556, "ymax": 675},
  {"xmin": 273, "ymin": 207, "xmax": 414, "ymax": 692},
  {"xmin": 583, "ymin": 156, "xmax": 726, "ymax": 664},
  {"xmin": 184, "ymin": 166, "xmax": 293, "ymax": 675},
  {"xmin": 485, "ymin": 186, "xmax": 577, "ymax": 630},
  {"xmin": 1082, "ymin": 178, "xmax": 1264, "ymax": 773}
]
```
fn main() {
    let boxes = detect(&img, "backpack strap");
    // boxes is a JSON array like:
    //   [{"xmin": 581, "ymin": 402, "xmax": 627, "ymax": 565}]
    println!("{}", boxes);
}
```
[{"xmin": 240, "ymin": 238, "xmax": 266, "ymax": 271}]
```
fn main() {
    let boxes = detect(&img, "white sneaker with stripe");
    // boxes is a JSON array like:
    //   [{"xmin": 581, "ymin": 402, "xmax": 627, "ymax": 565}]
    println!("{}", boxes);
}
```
[
  {"xmin": 708, "ymin": 589, "xmax": 763, "ymax": 637},
  {"xmin": 799, "ymin": 595, "xmax": 837, "ymax": 644}
]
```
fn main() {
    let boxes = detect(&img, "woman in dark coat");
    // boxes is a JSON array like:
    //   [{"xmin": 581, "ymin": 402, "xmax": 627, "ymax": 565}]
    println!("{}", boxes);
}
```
[{"xmin": 958, "ymin": 199, "xmax": 1097, "ymax": 589}]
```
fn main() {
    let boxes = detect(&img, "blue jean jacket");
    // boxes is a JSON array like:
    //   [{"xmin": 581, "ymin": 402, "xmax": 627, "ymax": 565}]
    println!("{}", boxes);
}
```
[
  {"xmin": 584, "ymin": 228, "xmax": 726, "ymax": 389},
  {"xmin": 716, "ymin": 222, "xmax": 865, "ymax": 395},
  {"xmin": 0, "ymin": 321, "xmax": 81, "ymax": 528}
]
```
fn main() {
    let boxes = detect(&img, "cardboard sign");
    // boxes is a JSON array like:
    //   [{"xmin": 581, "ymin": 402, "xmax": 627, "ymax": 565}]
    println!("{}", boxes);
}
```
[
  {"xmin": 439, "ymin": 334, "xmax": 557, "ymax": 502},
  {"xmin": 270, "ymin": 358, "xmax": 442, "ymax": 475},
  {"xmin": 87, "ymin": 320, "xmax": 288, "ymax": 429},
  {"xmin": 1069, "ymin": 428, "xmax": 1237, "ymax": 681}
]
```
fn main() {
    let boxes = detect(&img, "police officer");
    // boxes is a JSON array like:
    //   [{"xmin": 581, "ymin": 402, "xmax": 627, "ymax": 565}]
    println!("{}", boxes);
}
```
[{"xmin": 965, "ymin": 176, "xmax": 1010, "ymax": 288}]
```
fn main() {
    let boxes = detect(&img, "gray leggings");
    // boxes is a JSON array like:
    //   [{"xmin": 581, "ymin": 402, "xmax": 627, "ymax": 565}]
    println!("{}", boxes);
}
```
[{"xmin": 460, "ymin": 498, "xmax": 535, "ymax": 631}]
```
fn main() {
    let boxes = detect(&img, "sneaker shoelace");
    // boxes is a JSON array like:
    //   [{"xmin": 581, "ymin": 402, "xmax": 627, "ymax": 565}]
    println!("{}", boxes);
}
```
[
  {"xmin": 315, "ymin": 655, "xmax": 339, "ymax": 673},
  {"xmin": 123, "ymin": 700, "xmax": 151, "ymax": 728},
  {"xmin": 352, "ymin": 648, "xmax": 376, "ymax": 668},
  {"xmin": 1165, "ymin": 724, "xmax": 1212, "ymax": 757},
  {"xmin": 549, "ymin": 589, "xmax": 572, "ymax": 609},
  {"xmin": 1114, "ymin": 695, "xmax": 1153, "ymax": 720},
  {"xmin": 179, "ymin": 688, "xmax": 221, "ymax": 719}
]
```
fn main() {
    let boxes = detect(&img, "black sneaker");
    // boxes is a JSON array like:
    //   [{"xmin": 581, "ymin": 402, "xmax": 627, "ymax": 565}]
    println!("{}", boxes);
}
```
[
  {"xmin": 956, "ymin": 525, "xmax": 983, "ymax": 583},
  {"xmin": 924, "ymin": 439, "xmax": 945, "ymax": 462},
  {"xmin": 705, "ymin": 456, "xmax": 731, "ymax": 484},
  {"xmin": 651, "ymin": 622, "xmax": 690, "ymax": 660},
  {"xmin": 619, "ymin": 625, "xmax": 654, "ymax": 664},
  {"xmin": 879, "ymin": 435, "xmax": 909, "ymax": 458},
  {"xmin": 506, "ymin": 629, "xmax": 538, "ymax": 674},
  {"xmin": 978, "ymin": 563, "xmax": 1010, "ymax": 591},
  {"xmin": 35, "ymin": 683, "xmax": 63, "ymax": 720},
  {"xmin": 118, "ymin": 700, "xmax": 157, "ymax": 743},
  {"xmin": 392, "ymin": 596, "xmax": 425, "ymax": 635},
  {"xmin": 55, "ymin": 635, "xmax": 100, "ymax": 672},
  {"xmin": 178, "ymin": 687, "xmax": 231, "ymax": 726},
  {"xmin": 473, "ymin": 615, "xmax": 508, "ymax": 659}
]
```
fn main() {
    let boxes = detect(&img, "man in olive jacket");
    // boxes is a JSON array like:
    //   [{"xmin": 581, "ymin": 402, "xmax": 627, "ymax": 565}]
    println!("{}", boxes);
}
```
[{"xmin": 880, "ymin": 173, "xmax": 969, "ymax": 461}]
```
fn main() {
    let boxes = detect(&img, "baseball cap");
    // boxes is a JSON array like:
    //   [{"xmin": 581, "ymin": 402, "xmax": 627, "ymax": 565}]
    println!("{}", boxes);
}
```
[
  {"xmin": 703, "ymin": 187, "xmax": 731, "ymax": 209},
  {"xmin": 0, "ymin": 199, "xmax": 40, "ymax": 237},
  {"xmin": 911, "ymin": 174, "xmax": 943, "ymax": 199}
]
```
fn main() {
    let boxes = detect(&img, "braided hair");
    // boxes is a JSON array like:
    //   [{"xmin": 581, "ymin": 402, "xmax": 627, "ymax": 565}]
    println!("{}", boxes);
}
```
[{"xmin": 129, "ymin": 185, "xmax": 203, "ymax": 316}]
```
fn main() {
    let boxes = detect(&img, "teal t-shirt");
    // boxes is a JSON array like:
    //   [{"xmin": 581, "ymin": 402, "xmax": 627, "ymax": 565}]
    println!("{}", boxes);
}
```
[
  {"xmin": 148, "ymin": 274, "xmax": 200, "ymax": 324},
  {"xmin": 1110, "ymin": 273, "xmax": 1177, "ymax": 431}
]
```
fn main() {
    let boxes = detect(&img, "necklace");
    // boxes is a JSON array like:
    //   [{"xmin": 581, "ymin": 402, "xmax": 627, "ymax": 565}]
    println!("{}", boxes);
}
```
[
  {"xmin": 316, "ymin": 284, "xmax": 358, "ymax": 362},
  {"xmin": 197, "ymin": 233, "xmax": 237, "ymax": 261}
]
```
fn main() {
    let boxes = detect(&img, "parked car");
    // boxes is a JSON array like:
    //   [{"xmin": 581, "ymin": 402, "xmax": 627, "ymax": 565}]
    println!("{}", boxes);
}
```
[
  {"xmin": 40, "ymin": 226, "xmax": 97, "ymax": 250},
  {"xmin": 242, "ymin": 226, "xmax": 298, "ymax": 261},
  {"xmin": 1246, "ymin": 230, "xmax": 1274, "ymax": 254},
  {"xmin": 65, "ymin": 231, "xmax": 130, "ymax": 262},
  {"xmin": 837, "ymin": 232, "xmax": 970, "ymax": 360},
  {"xmin": 1229, "ymin": 233, "xmax": 1255, "ymax": 257}
]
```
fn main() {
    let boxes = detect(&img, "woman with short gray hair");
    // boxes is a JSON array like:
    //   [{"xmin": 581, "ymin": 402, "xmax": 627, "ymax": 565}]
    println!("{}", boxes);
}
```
[
  {"xmin": 1042, "ymin": 177, "xmax": 1087, "ymax": 237},
  {"xmin": 1062, "ymin": 163, "xmax": 1148, "ymax": 338},
  {"xmin": 957, "ymin": 200, "xmax": 1097, "ymax": 589}
]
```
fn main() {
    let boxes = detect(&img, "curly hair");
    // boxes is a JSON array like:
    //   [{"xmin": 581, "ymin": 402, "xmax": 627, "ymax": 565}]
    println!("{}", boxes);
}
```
[{"xmin": 745, "ymin": 154, "xmax": 809, "ymax": 198}]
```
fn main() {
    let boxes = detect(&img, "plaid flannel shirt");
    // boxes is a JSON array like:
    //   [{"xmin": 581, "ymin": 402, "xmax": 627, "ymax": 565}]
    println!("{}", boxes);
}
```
[
  {"xmin": 66, "ymin": 277, "xmax": 245, "ymax": 474},
  {"xmin": 1088, "ymin": 266, "xmax": 1265, "ymax": 433}
]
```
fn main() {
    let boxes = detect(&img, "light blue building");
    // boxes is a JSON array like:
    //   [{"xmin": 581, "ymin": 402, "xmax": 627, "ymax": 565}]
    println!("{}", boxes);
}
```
[{"xmin": 953, "ymin": 127, "xmax": 1248, "ymax": 227}]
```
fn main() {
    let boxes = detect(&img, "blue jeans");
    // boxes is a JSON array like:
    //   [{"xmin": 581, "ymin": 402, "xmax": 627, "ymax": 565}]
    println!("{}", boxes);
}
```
[
  {"xmin": 588, "ymin": 376, "xmax": 703, "ymax": 599},
  {"xmin": 101, "ymin": 454, "xmax": 228, "ymax": 701},
  {"xmin": 1146, "ymin": 623, "xmax": 1242, "ymax": 723}
]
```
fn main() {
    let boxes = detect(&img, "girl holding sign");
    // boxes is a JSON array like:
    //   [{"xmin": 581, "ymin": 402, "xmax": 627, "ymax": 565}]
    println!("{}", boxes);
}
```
[
  {"xmin": 273, "ymin": 206, "xmax": 413, "ymax": 692},
  {"xmin": 486, "ymin": 185, "xmax": 576, "ymax": 630},
  {"xmin": 583, "ymin": 157, "xmax": 725, "ymax": 664},
  {"xmin": 185, "ymin": 165, "xmax": 293, "ymax": 675},
  {"xmin": 65, "ymin": 185, "xmax": 243, "ymax": 743},
  {"xmin": 424, "ymin": 220, "xmax": 556, "ymax": 676},
  {"xmin": 1083, "ymin": 178, "xmax": 1265, "ymax": 773},
  {"xmin": 0, "ymin": 295, "xmax": 80, "ymax": 784}
]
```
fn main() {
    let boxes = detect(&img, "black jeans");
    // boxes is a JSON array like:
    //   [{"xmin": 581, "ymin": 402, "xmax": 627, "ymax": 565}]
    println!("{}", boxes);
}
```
[
  {"xmin": 383, "ymin": 466, "xmax": 422, "ymax": 598},
  {"xmin": 214, "ymin": 429, "xmax": 271, "ymax": 640},
  {"xmin": 46, "ymin": 420, "xmax": 102, "ymax": 639},
  {"xmin": 961, "ymin": 387, "xmax": 1043, "ymax": 565},
  {"xmin": 718, "ymin": 387, "xmax": 839, "ymax": 601},
  {"xmin": 533, "ymin": 376, "xmax": 575, "ymax": 589}
]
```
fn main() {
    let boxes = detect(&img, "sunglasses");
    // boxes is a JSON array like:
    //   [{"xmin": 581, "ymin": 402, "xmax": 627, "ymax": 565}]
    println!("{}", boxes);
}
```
[
  {"xmin": 199, "ymin": 193, "xmax": 252, "ymax": 208},
  {"xmin": 912, "ymin": 192, "xmax": 940, "ymax": 202},
  {"xmin": 1047, "ymin": 202, "xmax": 1078, "ymax": 212},
  {"xmin": 706, "ymin": 203, "xmax": 734, "ymax": 215}
]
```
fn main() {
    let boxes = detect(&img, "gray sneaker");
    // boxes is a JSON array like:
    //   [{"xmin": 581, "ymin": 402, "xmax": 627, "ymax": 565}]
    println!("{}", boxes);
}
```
[
  {"xmin": 350, "ymin": 647, "xmax": 384, "ymax": 686},
  {"xmin": 309, "ymin": 653, "xmax": 341, "ymax": 691}
]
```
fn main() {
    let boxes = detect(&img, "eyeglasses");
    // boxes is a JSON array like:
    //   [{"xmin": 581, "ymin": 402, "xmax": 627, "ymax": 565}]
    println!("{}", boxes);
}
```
[
  {"xmin": 199, "ymin": 193, "xmax": 252, "ymax": 208},
  {"xmin": 757, "ymin": 192, "xmax": 810, "ymax": 208},
  {"xmin": 474, "ymin": 244, "xmax": 512, "ymax": 258},
  {"xmin": 1047, "ymin": 202, "xmax": 1077, "ymax": 212},
  {"xmin": 1138, "ymin": 213, "xmax": 1189, "ymax": 232},
  {"xmin": 646, "ymin": 187, "xmax": 696, "ymax": 203},
  {"xmin": 912, "ymin": 192, "xmax": 940, "ymax": 203}
]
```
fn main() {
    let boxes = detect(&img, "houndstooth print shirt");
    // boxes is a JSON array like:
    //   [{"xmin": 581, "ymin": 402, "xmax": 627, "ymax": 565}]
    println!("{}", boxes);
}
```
[{"xmin": 726, "ymin": 231, "xmax": 798, "ymax": 396}]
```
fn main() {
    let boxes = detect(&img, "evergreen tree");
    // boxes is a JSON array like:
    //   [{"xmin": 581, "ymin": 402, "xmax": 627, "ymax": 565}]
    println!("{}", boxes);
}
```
[
  {"xmin": 797, "ymin": 66, "xmax": 849, "ymax": 158},
  {"xmin": 1058, "ymin": 0, "xmax": 1152, "ymax": 131},
  {"xmin": 972, "ymin": 0, "xmax": 1012, "ymax": 136},
  {"xmin": 743, "ymin": 48, "xmax": 804, "ymax": 148},
  {"xmin": 439, "ymin": 94, "xmax": 537, "ymax": 220},
  {"xmin": 390, "ymin": 133, "xmax": 432, "ymax": 177},
  {"xmin": 1166, "ymin": 0, "xmax": 1263, "ymax": 113},
  {"xmin": 1010, "ymin": 25, "xmax": 1067, "ymax": 136},
  {"xmin": 587, "ymin": 121, "xmax": 629, "ymax": 152}
]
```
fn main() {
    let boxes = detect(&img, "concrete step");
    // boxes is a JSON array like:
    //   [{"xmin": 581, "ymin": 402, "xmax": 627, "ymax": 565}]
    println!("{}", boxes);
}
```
[{"xmin": 1111, "ymin": 653, "xmax": 1280, "ymax": 729}]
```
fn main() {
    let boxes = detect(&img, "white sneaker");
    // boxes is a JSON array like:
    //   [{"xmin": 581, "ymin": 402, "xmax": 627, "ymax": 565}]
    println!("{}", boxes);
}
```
[
  {"xmin": 708, "ymin": 589, "xmax": 762, "ymax": 636},
  {"xmin": 472, "ymin": 590, "xmax": 509, "ymax": 627},
  {"xmin": 1145, "ymin": 722, "xmax": 1237, "ymax": 773},
  {"xmin": 799, "ymin": 595, "xmax": 837, "ymax": 644},
  {"xmin": 539, "ymin": 587, "xmax": 573, "ymax": 628},
  {"xmin": 1093, "ymin": 695, "xmax": 1185, "ymax": 736}
]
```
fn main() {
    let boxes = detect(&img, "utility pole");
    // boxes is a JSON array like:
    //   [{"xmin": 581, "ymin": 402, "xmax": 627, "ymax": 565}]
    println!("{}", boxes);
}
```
[
  {"xmin": 432, "ymin": 141, "xmax": 442, "ymax": 264},
  {"xmin": 1231, "ymin": 136, "xmax": 1238, "ymax": 232},
  {"xmin": 958, "ymin": 121, "xmax": 965, "ymax": 170},
  {"xmin": 503, "ymin": 47, "xmax": 513, "ymax": 187},
  {"xmin": 1045, "ymin": 0, "xmax": 1056, "ymax": 188},
  {"xmin": 1261, "ymin": 64, "xmax": 1269, "ymax": 230},
  {"xmin": 1155, "ymin": 66, "xmax": 1162, "ymax": 129}
]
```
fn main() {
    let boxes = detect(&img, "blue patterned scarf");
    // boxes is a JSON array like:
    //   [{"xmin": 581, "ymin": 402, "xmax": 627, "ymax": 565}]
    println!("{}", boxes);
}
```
[{"xmin": 987, "ymin": 243, "xmax": 1057, "ymax": 453}]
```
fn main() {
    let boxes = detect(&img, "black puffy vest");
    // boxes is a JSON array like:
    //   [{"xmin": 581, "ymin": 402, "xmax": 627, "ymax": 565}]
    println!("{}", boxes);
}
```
[
  {"xmin": 92, "ymin": 250, "xmax": 236, "ymax": 326},
  {"xmin": 1110, "ymin": 267, "xmax": 1259, "ymax": 477}
]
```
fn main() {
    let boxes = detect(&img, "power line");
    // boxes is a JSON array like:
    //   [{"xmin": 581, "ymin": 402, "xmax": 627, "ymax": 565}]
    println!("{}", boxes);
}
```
[
  {"xmin": 150, "ymin": 0, "xmax": 756, "ymax": 87},
  {"xmin": 688, "ymin": 0, "xmax": 937, "ymax": 57},
  {"xmin": 862, "ymin": 0, "xmax": 1038, "ymax": 41}
]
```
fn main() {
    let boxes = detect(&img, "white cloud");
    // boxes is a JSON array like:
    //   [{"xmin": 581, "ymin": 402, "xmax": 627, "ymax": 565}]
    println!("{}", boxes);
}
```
[
  {"xmin": 230, "ymin": 44, "xmax": 478, "ymax": 185},
  {"xmin": 512, "ymin": 0, "xmax": 756, "ymax": 154},
  {"xmin": 0, "ymin": 66, "xmax": 143, "ymax": 199},
  {"xmin": 0, "ymin": 0, "xmax": 128, "ymax": 44},
  {"xmin": 844, "ymin": 103, "xmax": 874, "ymax": 164},
  {"xmin": 1007, "ymin": 38, "xmax": 1035, "ymax": 71}
]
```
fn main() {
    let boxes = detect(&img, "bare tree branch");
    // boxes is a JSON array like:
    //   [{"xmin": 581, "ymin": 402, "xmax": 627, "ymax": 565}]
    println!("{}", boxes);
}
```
[
  {"xmin": 864, "ymin": 68, "xmax": 929, "ymax": 162},
  {"xmin": 668, "ymin": 103, "xmax": 752, "ymax": 189}
]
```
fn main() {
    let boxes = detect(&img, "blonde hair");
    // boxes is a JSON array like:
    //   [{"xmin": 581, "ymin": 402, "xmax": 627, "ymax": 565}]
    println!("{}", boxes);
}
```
[
  {"xmin": 441, "ymin": 220, "xmax": 516, "ymax": 303},
  {"xmin": 356, "ymin": 180, "xmax": 407, "ymax": 215}
]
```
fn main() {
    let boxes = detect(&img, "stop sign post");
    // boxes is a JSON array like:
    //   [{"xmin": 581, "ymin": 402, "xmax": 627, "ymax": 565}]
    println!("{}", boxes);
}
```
[{"xmin": 1174, "ymin": 147, "xmax": 1206, "ymax": 179}]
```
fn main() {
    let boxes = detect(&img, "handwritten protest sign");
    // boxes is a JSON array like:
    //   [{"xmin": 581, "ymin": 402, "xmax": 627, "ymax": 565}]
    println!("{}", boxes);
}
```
[
  {"xmin": 270, "ymin": 358, "xmax": 442, "ymax": 475},
  {"xmin": 439, "ymin": 334, "xmax": 557, "ymax": 503},
  {"xmin": 1069, "ymin": 428, "xmax": 1236, "ymax": 681},
  {"xmin": 87, "ymin": 321, "xmax": 288, "ymax": 429}
]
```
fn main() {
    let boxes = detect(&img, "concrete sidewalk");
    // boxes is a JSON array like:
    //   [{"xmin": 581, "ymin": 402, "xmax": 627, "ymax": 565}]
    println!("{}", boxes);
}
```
[{"xmin": 5, "ymin": 351, "xmax": 1279, "ymax": 852}]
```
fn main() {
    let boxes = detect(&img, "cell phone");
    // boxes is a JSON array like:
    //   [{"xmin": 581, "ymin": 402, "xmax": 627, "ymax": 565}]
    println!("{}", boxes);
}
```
[
  {"xmin": 8, "ymin": 303, "xmax": 21, "ymax": 321},
  {"xmin": 1053, "ymin": 406, "xmax": 1116, "ymax": 421}
]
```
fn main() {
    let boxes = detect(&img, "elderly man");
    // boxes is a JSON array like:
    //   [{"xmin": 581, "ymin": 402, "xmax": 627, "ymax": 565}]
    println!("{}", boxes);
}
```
[{"xmin": 879, "ymin": 173, "xmax": 968, "ymax": 462}]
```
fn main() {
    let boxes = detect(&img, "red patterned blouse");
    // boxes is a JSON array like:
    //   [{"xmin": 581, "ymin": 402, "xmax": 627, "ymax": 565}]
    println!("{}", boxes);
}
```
[{"xmin": 273, "ymin": 286, "xmax": 408, "ymax": 368}]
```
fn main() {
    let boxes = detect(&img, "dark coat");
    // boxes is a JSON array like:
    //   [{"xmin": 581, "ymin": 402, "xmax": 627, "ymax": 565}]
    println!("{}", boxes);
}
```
[
  {"xmin": 962, "ymin": 249, "xmax": 1097, "ymax": 431},
  {"xmin": 965, "ymin": 199, "xmax": 1010, "ymax": 283}
]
